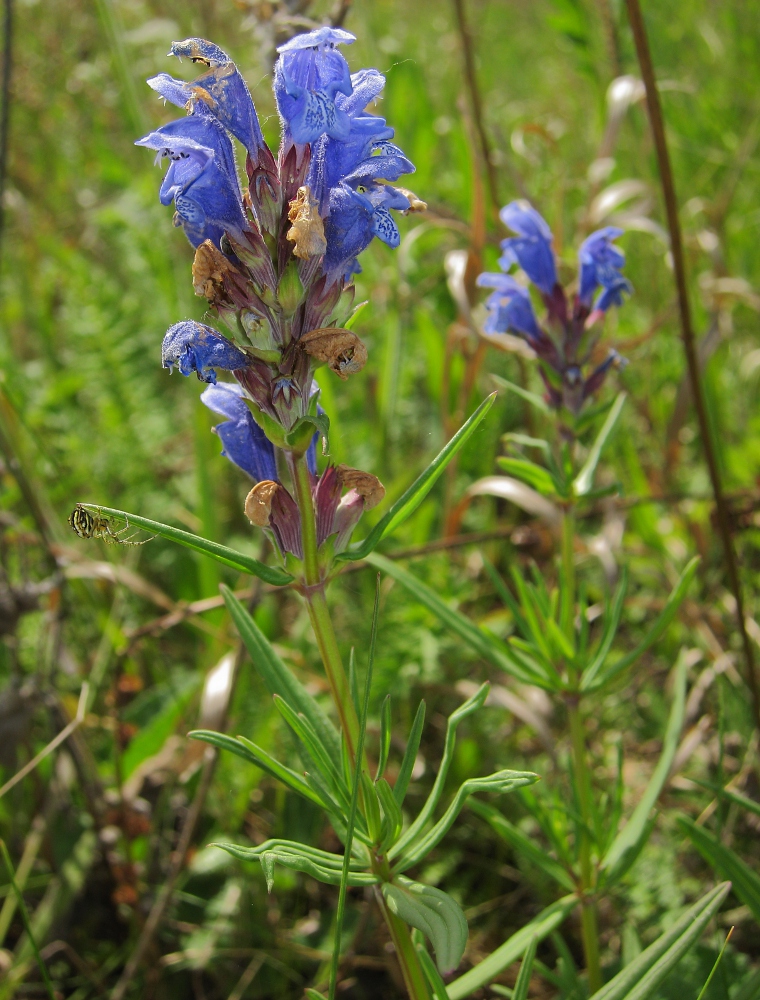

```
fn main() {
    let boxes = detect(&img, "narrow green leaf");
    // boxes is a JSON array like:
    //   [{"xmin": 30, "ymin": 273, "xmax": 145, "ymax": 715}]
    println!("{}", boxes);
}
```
[
  {"xmin": 329, "ymin": 576, "xmax": 379, "ymax": 1000},
  {"xmin": 590, "ymin": 882, "xmax": 731, "ymax": 1000},
  {"xmin": 189, "ymin": 730, "xmax": 324, "ymax": 807},
  {"xmin": 680, "ymin": 817, "xmax": 760, "ymax": 922},
  {"xmin": 368, "ymin": 553, "xmax": 551, "ymax": 688},
  {"xmin": 446, "ymin": 896, "xmax": 578, "ymax": 1000},
  {"xmin": 513, "ymin": 936, "xmax": 538, "ymax": 1000},
  {"xmin": 583, "ymin": 557, "xmax": 699, "ymax": 691},
  {"xmin": 491, "ymin": 373, "xmax": 550, "ymax": 414},
  {"xmin": 382, "ymin": 876, "xmax": 468, "ymax": 976},
  {"xmin": 222, "ymin": 585, "xmax": 341, "ymax": 757},
  {"xmin": 390, "ymin": 683, "xmax": 490, "ymax": 860},
  {"xmin": 691, "ymin": 780, "xmax": 760, "ymax": 820},
  {"xmin": 572, "ymin": 391, "xmax": 626, "ymax": 496},
  {"xmin": 214, "ymin": 843, "xmax": 378, "ymax": 887},
  {"xmin": 581, "ymin": 567, "xmax": 628, "ymax": 689},
  {"xmin": 376, "ymin": 777, "xmax": 403, "ymax": 849},
  {"xmin": 601, "ymin": 650, "xmax": 688, "ymax": 881},
  {"xmin": 394, "ymin": 770, "xmax": 538, "ymax": 872},
  {"xmin": 376, "ymin": 694, "xmax": 392, "ymax": 781},
  {"xmin": 78, "ymin": 504, "xmax": 293, "ymax": 586},
  {"xmin": 412, "ymin": 928, "xmax": 451, "ymax": 1000},
  {"xmin": 340, "ymin": 393, "xmax": 497, "ymax": 561},
  {"xmin": 496, "ymin": 457, "xmax": 558, "ymax": 496},
  {"xmin": 394, "ymin": 700, "xmax": 426, "ymax": 807},
  {"xmin": 468, "ymin": 799, "xmax": 575, "ymax": 892}
]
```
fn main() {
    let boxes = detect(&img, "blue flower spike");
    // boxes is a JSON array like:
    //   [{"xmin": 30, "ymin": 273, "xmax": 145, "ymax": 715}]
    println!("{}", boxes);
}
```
[
  {"xmin": 162, "ymin": 321, "xmax": 250, "ymax": 384},
  {"xmin": 478, "ymin": 201, "xmax": 630, "ymax": 413},
  {"xmin": 274, "ymin": 27, "xmax": 355, "ymax": 145},
  {"xmin": 200, "ymin": 381, "xmax": 277, "ymax": 482}
]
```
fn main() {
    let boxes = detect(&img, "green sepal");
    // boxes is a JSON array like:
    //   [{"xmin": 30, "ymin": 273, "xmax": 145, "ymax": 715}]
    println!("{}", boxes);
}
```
[
  {"xmin": 285, "ymin": 411, "xmax": 330, "ymax": 454},
  {"xmin": 242, "ymin": 398, "xmax": 288, "ymax": 449}
]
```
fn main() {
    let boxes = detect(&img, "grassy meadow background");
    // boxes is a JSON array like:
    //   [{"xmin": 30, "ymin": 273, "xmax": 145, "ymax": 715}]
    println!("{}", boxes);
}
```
[{"xmin": 1, "ymin": 0, "xmax": 760, "ymax": 996}]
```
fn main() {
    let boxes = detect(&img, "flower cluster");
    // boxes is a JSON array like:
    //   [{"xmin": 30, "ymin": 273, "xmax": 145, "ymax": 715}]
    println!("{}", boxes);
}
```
[
  {"xmin": 140, "ymin": 29, "xmax": 422, "ymax": 570},
  {"xmin": 478, "ymin": 201, "xmax": 631, "ymax": 414}
]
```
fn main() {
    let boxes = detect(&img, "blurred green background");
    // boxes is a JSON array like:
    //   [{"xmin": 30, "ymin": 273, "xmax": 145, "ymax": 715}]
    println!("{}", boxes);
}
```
[{"xmin": 1, "ymin": 0, "xmax": 759, "ymax": 996}]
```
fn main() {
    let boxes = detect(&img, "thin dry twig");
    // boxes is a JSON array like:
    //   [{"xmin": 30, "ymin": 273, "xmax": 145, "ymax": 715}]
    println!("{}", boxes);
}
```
[{"xmin": 625, "ymin": 0, "xmax": 760, "ymax": 730}]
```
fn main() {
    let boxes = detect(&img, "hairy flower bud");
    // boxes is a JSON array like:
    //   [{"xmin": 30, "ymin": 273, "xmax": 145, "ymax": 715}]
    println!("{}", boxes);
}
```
[
  {"xmin": 336, "ymin": 466, "xmax": 385, "ymax": 509},
  {"xmin": 287, "ymin": 186, "xmax": 327, "ymax": 260},
  {"xmin": 244, "ymin": 480, "xmax": 280, "ymax": 526},
  {"xmin": 301, "ymin": 327, "xmax": 367, "ymax": 380}
]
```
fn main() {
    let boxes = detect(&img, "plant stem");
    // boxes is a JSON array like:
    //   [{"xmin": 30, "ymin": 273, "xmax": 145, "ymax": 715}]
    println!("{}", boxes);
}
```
[
  {"xmin": 560, "ymin": 507, "xmax": 576, "ymax": 640},
  {"xmin": 624, "ymin": 0, "xmax": 760, "ymax": 732},
  {"xmin": 290, "ymin": 452, "xmax": 360, "ymax": 758},
  {"xmin": 568, "ymin": 700, "xmax": 602, "ymax": 993},
  {"xmin": 376, "ymin": 888, "xmax": 432, "ymax": 1000}
]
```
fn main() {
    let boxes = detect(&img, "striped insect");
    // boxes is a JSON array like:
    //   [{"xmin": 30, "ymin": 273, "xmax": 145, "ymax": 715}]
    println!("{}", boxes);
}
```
[{"xmin": 68, "ymin": 505, "xmax": 151, "ymax": 546}]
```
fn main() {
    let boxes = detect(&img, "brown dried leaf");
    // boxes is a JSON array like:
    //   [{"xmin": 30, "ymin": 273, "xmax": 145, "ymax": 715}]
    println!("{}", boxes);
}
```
[
  {"xmin": 301, "ymin": 328, "xmax": 368, "ymax": 380},
  {"xmin": 286, "ymin": 186, "xmax": 327, "ymax": 259},
  {"xmin": 336, "ymin": 466, "xmax": 385, "ymax": 509},
  {"xmin": 192, "ymin": 240, "xmax": 239, "ymax": 303},
  {"xmin": 244, "ymin": 481, "xmax": 280, "ymax": 527},
  {"xmin": 396, "ymin": 187, "xmax": 428, "ymax": 213}
]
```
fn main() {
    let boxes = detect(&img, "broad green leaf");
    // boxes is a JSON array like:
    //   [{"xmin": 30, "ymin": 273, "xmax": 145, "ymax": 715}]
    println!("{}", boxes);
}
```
[
  {"xmin": 222, "ymin": 585, "xmax": 340, "ymax": 757},
  {"xmin": 391, "ymin": 684, "xmax": 490, "ymax": 860},
  {"xmin": 513, "ymin": 936, "xmax": 538, "ymax": 1000},
  {"xmin": 189, "ymin": 730, "xmax": 324, "ymax": 807},
  {"xmin": 496, "ymin": 457, "xmax": 559, "ymax": 496},
  {"xmin": 367, "ymin": 553, "xmax": 552, "ymax": 688},
  {"xmin": 447, "ymin": 896, "xmax": 578, "ymax": 1000},
  {"xmin": 680, "ymin": 817, "xmax": 760, "ymax": 922},
  {"xmin": 583, "ymin": 557, "xmax": 699, "ymax": 691},
  {"xmin": 340, "ymin": 393, "xmax": 497, "ymax": 561},
  {"xmin": 77, "ymin": 504, "xmax": 293, "ymax": 586},
  {"xmin": 491, "ymin": 373, "xmax": 550, "ymax": 414},
  {"xmin": 394, "ymin": 700, "xmax": 426, "ymax": 807},
  {"xmin": 122, "ymin": 675, "xmax": 199, "ymax": 778},
  {"xmin": 376, "ymin": 695, "xmax": 392, "ymax": 781},
  {"xmin": 468, "ymin": 799, "xmax": 575, "ymax": 892},
  {"xmin": 394, "ymin": 769, "xmax": 538, "ymax": 872},
  {"xmin": 382, "ymin": 876, "xmax": 468, "ymax": 975},
  {"xmin": 590, "ymin": 882, "xmax": 731, "ymax": 1000},
  {"xmin": 572, "ymin": 392, "xmax": 626, "ymax": 496},
  {"xmin": 601, "ymin": 650, "xmax": 688, "ymax": 881}
]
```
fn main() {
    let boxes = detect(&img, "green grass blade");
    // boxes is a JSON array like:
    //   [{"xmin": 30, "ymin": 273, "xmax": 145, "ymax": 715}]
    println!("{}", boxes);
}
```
[
  {"xmin": 222, "ymin": 585, "xmax": 340, "ymax": 757},
  {"xmin": 340, "ymin": 393, "xmax": 497, "ymax": 561},
  {"xmin": 394, "ymin": 700, "xmax": 426, "ymax": 807},
  {"xmin": 601, "ymin": 650, "xmax": 688, "ymax": 881},
  {"xmin": 368, "ymin": 553, "xmax": 551, "ymax": 688},
  {"xmin": 589, "ymin": 882, "xmax": 731, "ymax": 999},
  {"xmin": 513, "ymin": 936, "xmax": 538, "ymax": 1000},
  {"xmin": 584, "ymin": 558, "xmax": 699, "ymax": 691},
  {"xmin": 0, "ymin": 840, "xmax": 56, "ymax": 1000},
  {"xmin": 573, "ymin": 391, "xmax": 626, "ymax": 496},
  {"xmin": 78, "ymin": 504, "xmax": 293, "ymax": 586},
  {"xmin": 680, "ymin": 817, "xmax": 760, "ymax": 922},
  {"xmin": 695, "ymin": 927, "xmax": 733, "ymax": 1000},
  {"xmin": 446, "ymin": 895, "xmax": 578, "ymax": 1000},
  {"xmin": 329, "ymin": 576, "xmax": 380, "ymax": 1000}
]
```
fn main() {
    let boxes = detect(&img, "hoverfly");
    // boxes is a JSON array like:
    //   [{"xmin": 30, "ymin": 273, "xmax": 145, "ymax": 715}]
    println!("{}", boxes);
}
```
[{"xmin": 68, "ymin": 504, "xmax": 152, "ymax": 546}]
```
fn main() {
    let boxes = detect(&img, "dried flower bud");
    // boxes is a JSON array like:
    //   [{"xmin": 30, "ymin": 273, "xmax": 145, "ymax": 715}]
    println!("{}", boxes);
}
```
[
  {"xmin": 396, "ymin": 188, "xmax": 428, "ymax": 214},
  {"xmin": 244, "ymin": 480, "xmax": 280, "ymax": 527},
  {"xmin": 192, "ymin": 241, "xmax": 239, "ymax": 303},
  {"xmin": 336, "ymin": 466, "xmax": 385, "ymax": 509},
  {"xmin": 286, "ymin": 186, "xmax": 327, "ymax": 260},
  {"xmin": 301, "ymin": 328, "xmax": 367, "ymax": 380}
]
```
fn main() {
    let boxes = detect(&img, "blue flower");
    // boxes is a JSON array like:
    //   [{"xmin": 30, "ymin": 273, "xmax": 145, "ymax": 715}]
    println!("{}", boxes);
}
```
[
  {"xmin": 137, "ymin": 116, "xmax": 247, "ymax": 249},
  {"xmin": 274, "ymin": 27, "xmax": 355, "ymax": 144},
  {"xmin": 148, "ymin": 38, "xmax": 266, "ymax": 162},
  {"xmin": 476, "ymin": 273, "xmax": 543, "ymax": 345},
  {"xmin": 323, "ymin": 182, "xmax": 410, "ymax": 283},
  {"xmin": 162, "ymin": 321, "xmax": 249, "ymax": 383},
  {"xmin": 578, "ymin": 227, "xmax": 631, "ymax": 311},
  {"xmin": 499, "ymin": 201, "xmax": 557, "ymax": 296},
  {"xmin": 200, "ymin": 381, "xmax": 278, "ymax": 482}
]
